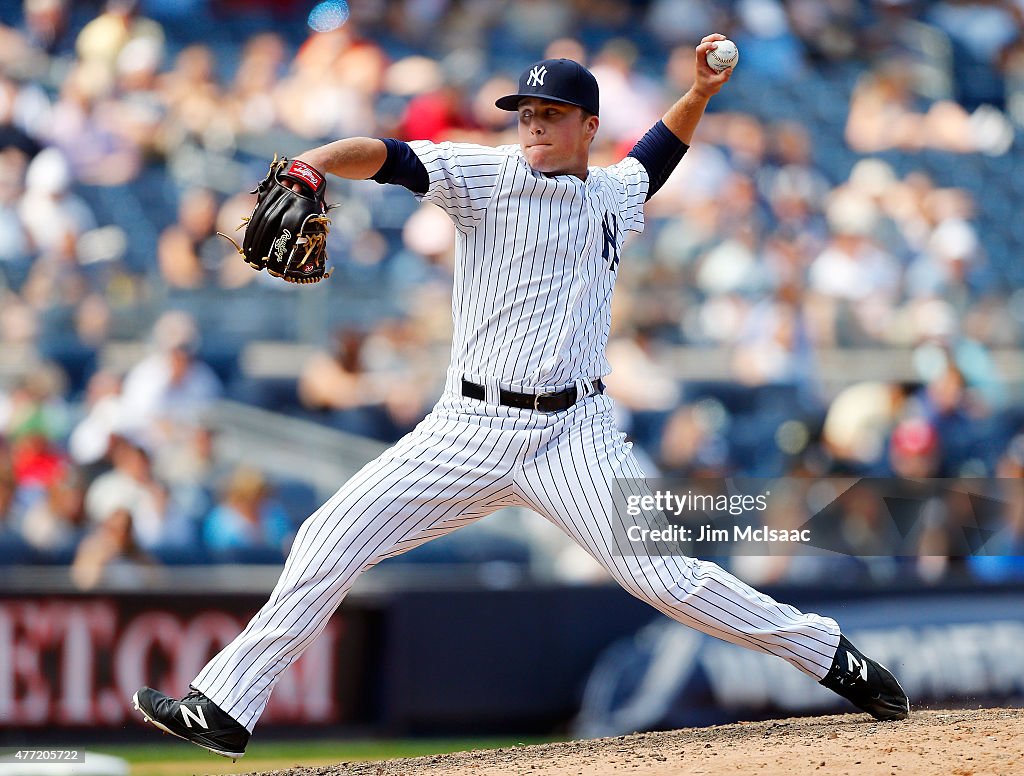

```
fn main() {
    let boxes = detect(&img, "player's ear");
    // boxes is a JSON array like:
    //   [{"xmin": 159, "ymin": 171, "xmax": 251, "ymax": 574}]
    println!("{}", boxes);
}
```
[{"xmin": 584, "ymin": 113, "xmax": 599, "ymax": 141}]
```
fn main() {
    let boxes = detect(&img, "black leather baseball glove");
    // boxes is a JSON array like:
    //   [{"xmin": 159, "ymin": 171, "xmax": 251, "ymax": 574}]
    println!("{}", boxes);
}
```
[{"xmin": 220, "ymin": 156, "xmax": 333, "ymax": 284}]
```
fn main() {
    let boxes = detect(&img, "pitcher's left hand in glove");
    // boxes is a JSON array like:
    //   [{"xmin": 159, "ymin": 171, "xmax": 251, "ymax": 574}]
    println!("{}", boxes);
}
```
[{"xmin": 220, "ymin": 156, "xmax": 333, "ymax": 284}]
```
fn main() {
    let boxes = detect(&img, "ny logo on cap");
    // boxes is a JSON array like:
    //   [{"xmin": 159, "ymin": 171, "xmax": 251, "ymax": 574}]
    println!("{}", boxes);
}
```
[{"xmin": 527, "ymin": 65, "xmax": 547, "ymax": 87}]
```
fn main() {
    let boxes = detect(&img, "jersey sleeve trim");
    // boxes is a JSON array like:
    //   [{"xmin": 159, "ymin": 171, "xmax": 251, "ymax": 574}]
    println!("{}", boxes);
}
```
[
  {"xmin": 371, "ymin": 138, "xmax": 430, "ymax": 194},
  {"xmin": 626, "ymin": 120, "xmax": 689, "ymax": 201}
]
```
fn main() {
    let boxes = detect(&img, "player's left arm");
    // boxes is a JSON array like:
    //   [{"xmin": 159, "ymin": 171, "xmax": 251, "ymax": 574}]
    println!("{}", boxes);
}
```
[{"xmin": 626, "ymin": 32, "xmax": 733, "ymax": 201}]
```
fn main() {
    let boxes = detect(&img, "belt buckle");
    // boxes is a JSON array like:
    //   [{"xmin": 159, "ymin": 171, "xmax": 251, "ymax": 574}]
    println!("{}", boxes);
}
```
[{"xmin": 534, "ymin": 392, "xmax": 546, "ymax": 412}]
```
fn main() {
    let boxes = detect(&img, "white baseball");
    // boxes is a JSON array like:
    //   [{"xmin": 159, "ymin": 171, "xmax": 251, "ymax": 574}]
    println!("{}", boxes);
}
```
[{"xmin": 706, "ymin": 39, "xmax": 738, "ymax": 72}]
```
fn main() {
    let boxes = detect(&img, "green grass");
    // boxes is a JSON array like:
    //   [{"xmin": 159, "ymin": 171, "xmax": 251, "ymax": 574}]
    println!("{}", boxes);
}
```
[{"xmin": 93, "ymin": 737, "xmax": 559, "ymax": 776}]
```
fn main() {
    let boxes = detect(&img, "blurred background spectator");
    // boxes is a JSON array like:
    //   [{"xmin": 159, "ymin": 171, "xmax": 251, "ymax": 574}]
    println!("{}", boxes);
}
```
[
  {"xmin": 203, "ymin": 465, "xmax": 293, "ymax": 558},
  {"xmin": 117, "ymin": 310, "xmax": 221, "ymax": 446},
  {"xmin": 83, "ymin": 433, "xmax": 192, "ymax": 551},
  {"xmin": 71, "ymin": 505, "xmax": 154, "ymax": 589}
]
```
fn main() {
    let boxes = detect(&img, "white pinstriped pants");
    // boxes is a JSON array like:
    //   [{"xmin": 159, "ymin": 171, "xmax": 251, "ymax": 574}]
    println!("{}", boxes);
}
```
[{"xmin": 192, "ymin": 390, "xmax": 841, "ymax": 731}]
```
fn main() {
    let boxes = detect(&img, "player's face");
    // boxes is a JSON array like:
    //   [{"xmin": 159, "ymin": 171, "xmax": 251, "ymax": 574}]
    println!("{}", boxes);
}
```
[{"xmin": 517, "ymin": 98, "xmax": 599, "ymax": 177}]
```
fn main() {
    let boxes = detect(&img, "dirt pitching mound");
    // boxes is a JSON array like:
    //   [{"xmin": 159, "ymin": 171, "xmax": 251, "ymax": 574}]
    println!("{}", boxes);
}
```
[{"xmin": 253, "ymin": 707, "xmax": 1023, "ymax": 776}]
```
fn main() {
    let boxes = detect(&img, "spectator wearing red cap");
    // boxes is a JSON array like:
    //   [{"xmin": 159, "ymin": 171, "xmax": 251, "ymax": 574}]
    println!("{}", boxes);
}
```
[{"xmin": 887, "ymin": 417, "xmax": 941, "ymax": 478}]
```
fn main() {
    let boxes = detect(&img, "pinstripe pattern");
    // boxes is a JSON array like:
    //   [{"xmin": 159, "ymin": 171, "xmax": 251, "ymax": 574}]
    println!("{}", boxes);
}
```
[
  {"xmin": 193, "ymin": 405, "xmax": 529, "ymax": 729},
  {"xmin": 515, "ymin": 396, "xmax": 839, "ymax": 678},
  {"xmin": 190, "ymin": 141, "xmax": 841, "ymax": 733},
  {"xmin": 192, "ymin": 396, "xmax": 839, "ymax": 732},
  {"xmin": 407, "ymin": 141, "xmax": 647, "ymax": 391}
]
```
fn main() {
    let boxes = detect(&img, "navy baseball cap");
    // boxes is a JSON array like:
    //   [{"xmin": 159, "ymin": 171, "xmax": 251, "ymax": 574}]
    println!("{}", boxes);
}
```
[{"xmin": 495, "ymin": 58, "xmax": 600, "ymax": 116}]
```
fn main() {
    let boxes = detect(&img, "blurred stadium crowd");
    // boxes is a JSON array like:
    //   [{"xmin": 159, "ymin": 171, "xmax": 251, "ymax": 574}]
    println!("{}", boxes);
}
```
[{"xmin": 0, "ymin": 0, "xmax": 1023, "ymax": 585}]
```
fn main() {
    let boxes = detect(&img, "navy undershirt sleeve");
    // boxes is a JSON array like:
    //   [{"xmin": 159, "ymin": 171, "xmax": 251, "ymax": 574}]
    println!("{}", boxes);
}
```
[
  {"xmin": 627, "ymin": 120, "xmax": 689, "ymax": 201},
  {"xmin": 371, "ymin": 138, "xmax": 430, "ymax": 195}
]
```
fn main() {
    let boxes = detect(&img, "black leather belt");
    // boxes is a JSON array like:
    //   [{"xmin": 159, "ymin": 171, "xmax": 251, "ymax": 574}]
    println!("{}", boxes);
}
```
[{"xmin": 461, "ymin": 378, "xmax": 605, "ymax": 413}]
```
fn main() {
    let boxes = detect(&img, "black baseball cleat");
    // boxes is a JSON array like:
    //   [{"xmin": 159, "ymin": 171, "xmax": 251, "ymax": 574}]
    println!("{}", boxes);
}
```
[
  {"xmin": 820, "ymin": 635, "xmax": 910, "ymax": 721},
  {"xmin": 132, "ymin": 686, "xmax": 250, "ymax": 760}
]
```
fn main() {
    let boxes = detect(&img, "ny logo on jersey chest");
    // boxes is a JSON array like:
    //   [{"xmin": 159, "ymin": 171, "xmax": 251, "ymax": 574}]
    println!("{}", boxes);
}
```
[{"xmin": 602, "ymin": 213, "xmax": 619, "ymax": 271}]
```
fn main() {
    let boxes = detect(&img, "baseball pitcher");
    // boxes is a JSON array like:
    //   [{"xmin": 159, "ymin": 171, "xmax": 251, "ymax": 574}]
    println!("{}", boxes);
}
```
[{"xmin": 133, "ymin": 35, "xmax": 908, "ymax": 760}]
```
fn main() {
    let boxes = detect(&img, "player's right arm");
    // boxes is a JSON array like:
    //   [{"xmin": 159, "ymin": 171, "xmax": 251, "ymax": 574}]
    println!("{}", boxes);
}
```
[
  {"xmin": 660, "ymin": 33, "xmax": 732, "ymax": 146},
  {"xmin": 609, "ymin": 31, "xmax": 733, "ymax": 219}
]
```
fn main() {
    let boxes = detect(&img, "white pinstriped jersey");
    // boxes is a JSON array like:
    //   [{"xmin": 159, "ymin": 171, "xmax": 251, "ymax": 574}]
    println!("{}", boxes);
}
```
[
  {"xmin": 189, "ymin": 135, "xmax": 845, "ymax": 734},
  {"xmin": 407, "ymin": 141, "xmax": 649, "ymax": 391}
]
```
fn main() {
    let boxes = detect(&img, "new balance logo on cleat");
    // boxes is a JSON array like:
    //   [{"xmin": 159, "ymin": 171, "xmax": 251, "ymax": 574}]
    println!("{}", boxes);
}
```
[
  {"xmin": 820, "ymin": 635, "xmax": 910, "ymax": 721},
  {"xmin": 180, "ymin": 705, "xmax": 208, "ymax": 729},
  {"xmin": 847, "ymin": 652, "xmax": 868, "ymax": 682},
  {"xmin": 132, "ymin": 686, "xmax": 250, "ymax": 760}
]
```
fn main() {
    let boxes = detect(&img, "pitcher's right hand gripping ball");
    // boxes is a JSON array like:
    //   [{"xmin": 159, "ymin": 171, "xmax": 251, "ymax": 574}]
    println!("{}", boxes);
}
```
[{"xmin": 220, "ymin": 156, "xmax": 333, "ymax": 284}]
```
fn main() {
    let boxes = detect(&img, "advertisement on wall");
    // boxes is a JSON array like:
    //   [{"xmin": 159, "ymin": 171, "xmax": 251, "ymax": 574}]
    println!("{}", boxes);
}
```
[
  {"xmin": 574, "ymin": 589, "xmax": 1024, "ymax": 736},
  {"xmin": 0, "ymin": 594, "xmax": 370, "ymax": 736}
]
